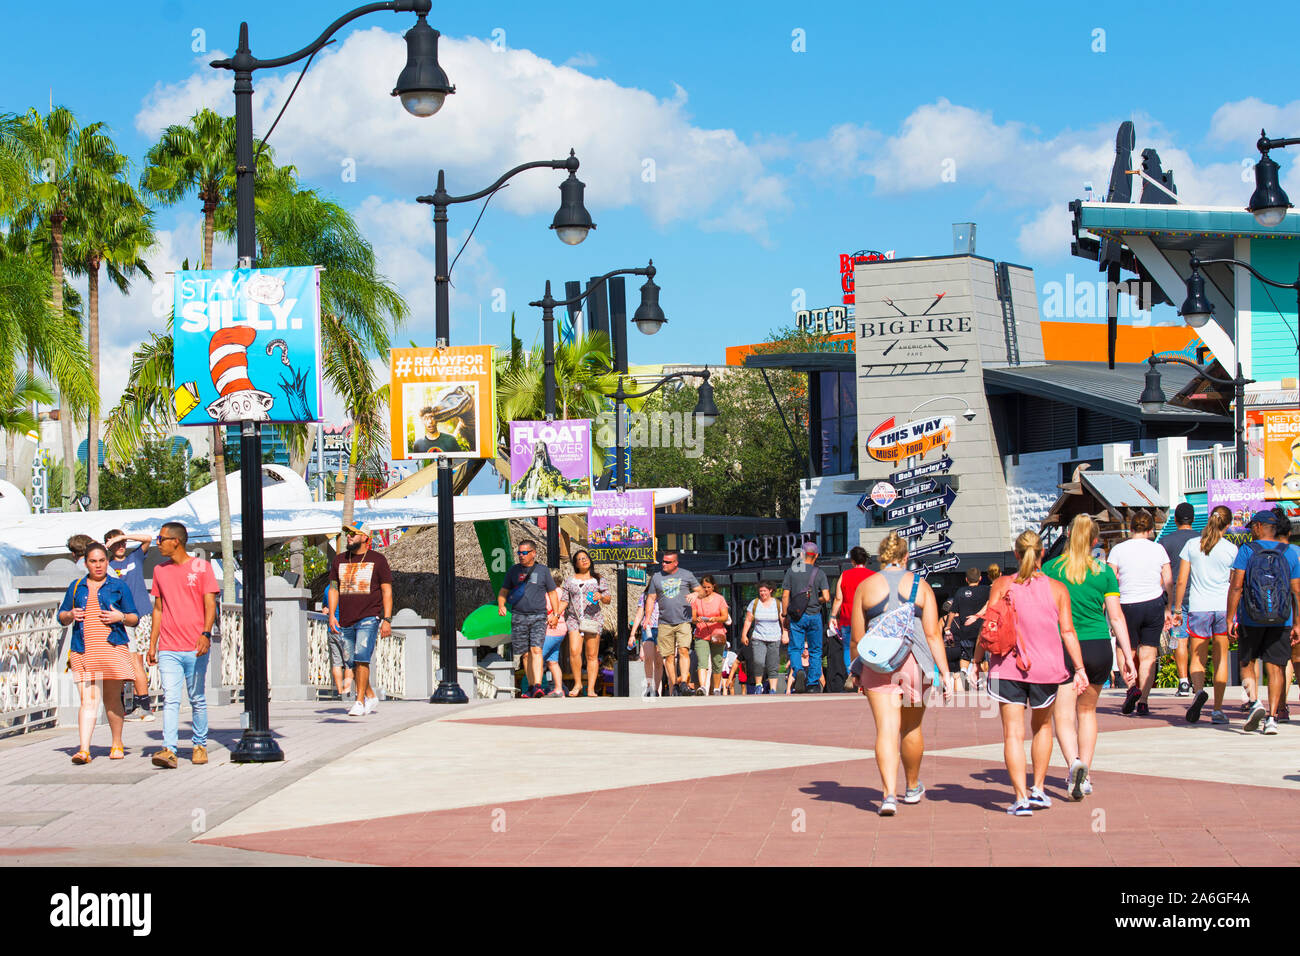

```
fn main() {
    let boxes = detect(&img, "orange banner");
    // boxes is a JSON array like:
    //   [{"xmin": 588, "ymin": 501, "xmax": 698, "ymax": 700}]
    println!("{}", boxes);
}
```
[
  {"xmin": 1250, "ymin": 408, "xmax": 1300, "ymax": 500},
  {"xmin": 389, "ymin": 346, "xmax": 496, "ymax": 459},
  {"xmin": 866, "ymin": 415, "xmax": 954, "ymax": 463}
]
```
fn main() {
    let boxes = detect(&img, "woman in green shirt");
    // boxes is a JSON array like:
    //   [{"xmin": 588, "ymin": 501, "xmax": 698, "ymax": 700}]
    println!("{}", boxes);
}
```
[{"xmin": 1043, "ymin": 515, "xmax": 1137, "ymax": 800}]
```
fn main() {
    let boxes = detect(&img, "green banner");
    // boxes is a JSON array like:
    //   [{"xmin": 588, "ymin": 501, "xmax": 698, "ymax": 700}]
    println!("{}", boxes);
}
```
[{"xmin": 475, "ymin": 519, "xmax": 513, "ymax": 594}]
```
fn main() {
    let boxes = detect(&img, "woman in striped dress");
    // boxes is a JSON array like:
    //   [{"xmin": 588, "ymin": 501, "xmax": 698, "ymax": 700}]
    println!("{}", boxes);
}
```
[{"xmin": 58, "ymin": 542, "xmax": 139, "ymax": 763}]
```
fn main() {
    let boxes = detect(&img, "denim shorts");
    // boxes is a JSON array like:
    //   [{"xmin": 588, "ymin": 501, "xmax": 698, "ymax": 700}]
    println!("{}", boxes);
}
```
[
  {"xmin": 543, "ymin": 632, "xmax": 565, "ymax": 664},
  {"xmin": 1187, "ymin": 610, "xmax": 1229, "ymax": 639},
  {"xmin": 328, "ymin": 629, "xmax": 354, "ymax": 669},
  {"xmin": 641, "ymin": 626, "xmax": 658, "ymax": 644},
  {"xmin": 346, "ymin": 616, "xmax": 381, "ymax": 664}
]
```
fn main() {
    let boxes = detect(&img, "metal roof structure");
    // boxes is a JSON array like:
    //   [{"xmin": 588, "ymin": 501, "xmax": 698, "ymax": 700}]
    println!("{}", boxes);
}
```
[
  {"xmin": 742, "ymin": 351, "xmax": 855, "ymax": 373},
  {"xmin": 984, "ymin": 361, "xmax": 1230, "ymax": 424},
  {"xmin": 1040, "ymin": 469, "xmax": 1168, "ymax": 533}
]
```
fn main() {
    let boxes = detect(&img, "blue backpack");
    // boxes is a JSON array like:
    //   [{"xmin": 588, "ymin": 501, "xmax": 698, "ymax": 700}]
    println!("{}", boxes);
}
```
[{"xmin": 1242, "ymin": 542, "xmax": 1292, "ymax": 626}]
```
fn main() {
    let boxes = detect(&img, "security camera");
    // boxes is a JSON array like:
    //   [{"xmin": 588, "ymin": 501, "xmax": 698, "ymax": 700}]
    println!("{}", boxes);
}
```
[{"xmin": 963, "ymin": 410, "xmax": 976, "ymax": 423}]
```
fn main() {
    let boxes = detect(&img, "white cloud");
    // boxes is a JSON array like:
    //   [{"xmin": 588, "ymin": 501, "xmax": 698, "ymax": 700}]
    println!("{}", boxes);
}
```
[
  {"xmin": 136, "ymin": 30, "xmax": 787, "ymax": 239},
  {"xmin": 563, "ymin": 52, "xmax": 598, "ymax": 69},
  {"xmin": 1207, "ymin": 98, "xmax": 1300, "ymax": 148}
]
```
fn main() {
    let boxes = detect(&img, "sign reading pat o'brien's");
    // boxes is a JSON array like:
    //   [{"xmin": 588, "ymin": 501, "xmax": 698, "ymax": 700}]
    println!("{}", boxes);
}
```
[{"xmin": 866, "ymin": 415, "xmax": 954, "ymax": 463}]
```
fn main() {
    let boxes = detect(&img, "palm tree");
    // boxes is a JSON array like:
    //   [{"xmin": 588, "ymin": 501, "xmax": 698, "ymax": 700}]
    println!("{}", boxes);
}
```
[
  {"xmin": 0, "ymin": 372, "xmax": 55, "ymax": 454},
  {"xmin": 4, "ymin": 107, "xmax": 117, "ymax": 509},
  {"xmin": 63, "ymin": 173, "xmax": 155, "ymax": 509}
]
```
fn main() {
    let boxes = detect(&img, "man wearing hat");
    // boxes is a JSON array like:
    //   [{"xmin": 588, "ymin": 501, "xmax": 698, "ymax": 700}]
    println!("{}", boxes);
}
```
[
  {"xmin": 781, "ymin": 541, "xmax": 831, "ymax": 693},
  {"xmin": 328, "ymin": 520, "xmax": 393, "ymax": 716},
  {"xmin": 1226, "ymin": 510, "xmax": 1300, "ymax": 734}
]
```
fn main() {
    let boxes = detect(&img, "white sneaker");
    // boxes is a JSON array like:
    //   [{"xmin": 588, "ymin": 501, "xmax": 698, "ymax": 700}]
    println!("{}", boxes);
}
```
[
  {"xmin": 1027, "ymin": 786, "xmax": 1052, "ymax": 810},
  {"xmin": 1081, "ymin": 777, "xmax": 1093, "ymax": 796},
  {"xmin": 347, "ymin": 701, "xmax": 366, "ymax": 717},
  {"xmin": 1264, "ymin": 717, "xmax": 1279, "ymax": 735},
  {"xmin": 364, "ymin": 695, "xmax": 379, "ymax": 715}
]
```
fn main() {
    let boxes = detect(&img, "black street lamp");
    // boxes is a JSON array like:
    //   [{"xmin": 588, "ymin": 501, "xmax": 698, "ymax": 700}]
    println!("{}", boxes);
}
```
[
  {"xmin": 1247, "ymin": 130, "xmax": 1299, "ymax": 227},
  {"xmin": 416, "ymin": 155, "xmax": 594, "ymax": 705},
  {"xmin": 606, "ymin": 369, "xmax": 717, "ymax": 695},
  {"xmin": 527, "ymin": 264, "xmax": 663, "ymax": 697},
  {"xmin": 210, "ymin": 0, "xmax": 443, "ymax": 763},
  {"xmin": 1139, "ymin": 353, "xmax": 1252, "ymax": 478}
]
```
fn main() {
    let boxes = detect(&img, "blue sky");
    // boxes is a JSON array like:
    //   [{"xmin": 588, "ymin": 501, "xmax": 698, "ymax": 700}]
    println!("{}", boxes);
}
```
[{"xmin": 4, "ymin": 0, "xmax": 1299, "ymax": 417}]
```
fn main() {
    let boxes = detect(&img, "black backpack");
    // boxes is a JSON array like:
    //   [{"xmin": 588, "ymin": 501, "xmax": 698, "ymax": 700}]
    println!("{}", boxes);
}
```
[{"xmin": 1242, "ymin": 542, "xmax": 1293, "ymax": 626}]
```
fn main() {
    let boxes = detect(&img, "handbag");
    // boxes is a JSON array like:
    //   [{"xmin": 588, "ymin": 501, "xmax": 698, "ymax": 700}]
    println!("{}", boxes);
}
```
[
  {"xmin": 787, "ymin": 576, "xmax": 815, "ymax": 619},
  {"xmin": 857, "ymin": 574, "xmax": 921, "ymax": 675}
]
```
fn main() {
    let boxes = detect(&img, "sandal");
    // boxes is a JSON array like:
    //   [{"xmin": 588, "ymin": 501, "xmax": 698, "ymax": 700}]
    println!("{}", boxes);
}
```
[
  {"xmin": 71, "ymin": 750, "xmax": 92, "ymax": 765},
  {"xmin": 109, "ymin": 745, "xmax": 125, "ymax": 760}
]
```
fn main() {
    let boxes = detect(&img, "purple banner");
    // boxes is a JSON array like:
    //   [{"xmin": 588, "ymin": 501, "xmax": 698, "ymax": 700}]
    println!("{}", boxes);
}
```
[
  {"xmin": 510, "ymin": 419, "xmax": 593, "ymax": 507},
  {"xmin": 1207, "ymin": 478, "xmax": 1267, "ymax": 527},
  {"xmin": 586, "ymin": 490, "xmax": 655, "ymax": 562}
]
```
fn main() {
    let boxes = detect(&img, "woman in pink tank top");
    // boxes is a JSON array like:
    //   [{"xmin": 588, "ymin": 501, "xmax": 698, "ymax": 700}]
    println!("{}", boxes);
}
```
[{"xmin": 984, "ymin": 530, "xmax": 1088, "ymax": 817}]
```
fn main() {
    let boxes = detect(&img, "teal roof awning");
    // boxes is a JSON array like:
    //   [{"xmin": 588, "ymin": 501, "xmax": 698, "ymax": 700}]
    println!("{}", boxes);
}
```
[{"xmin": 1078, "ymin": 202, "xmax": 1300, "ymax": 240}]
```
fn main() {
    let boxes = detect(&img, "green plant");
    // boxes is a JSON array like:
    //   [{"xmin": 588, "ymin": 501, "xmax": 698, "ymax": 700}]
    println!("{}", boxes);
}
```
[
  {"xmin": 1155, "ymin": 654, "xmax": 1179, "ymax": 689},
  {"xmin": 272, "ymin": 544, "xmax": 327, "ymax": 583}
]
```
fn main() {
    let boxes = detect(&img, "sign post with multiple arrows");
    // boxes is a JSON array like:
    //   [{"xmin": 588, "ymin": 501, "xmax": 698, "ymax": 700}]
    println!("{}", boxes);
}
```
[{"xmin": 870, "ymin": 435, "xmax": 962, "ymax": 577}]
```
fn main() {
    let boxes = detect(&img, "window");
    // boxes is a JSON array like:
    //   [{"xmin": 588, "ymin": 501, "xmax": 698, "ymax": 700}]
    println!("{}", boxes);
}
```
[
  {"xmin": 810, "ymin": 371, "xmax": 858, "ymax": 476},
  {"xmin": 819, "ymin": 512, "xmax": 848, "ymax": 557}
]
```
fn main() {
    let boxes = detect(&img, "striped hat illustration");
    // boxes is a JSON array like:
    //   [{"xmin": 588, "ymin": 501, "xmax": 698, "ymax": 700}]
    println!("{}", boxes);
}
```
[{"xmin": 204, "ymin": 326, "xmax": 275, "ymax": 422}]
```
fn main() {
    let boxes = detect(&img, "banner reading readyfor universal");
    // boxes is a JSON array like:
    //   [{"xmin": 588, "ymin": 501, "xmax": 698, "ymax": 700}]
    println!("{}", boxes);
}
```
[
  {"xmin": 172, "ymin": 267, "xmax": 324, "ymax": 425},
  {"xmin": 390, "ymin": 346, "xmax": 495, "ymax": 459},
  {"xmin": 866, "ymin": 414, "xmax": 955, "ymax": 463}
]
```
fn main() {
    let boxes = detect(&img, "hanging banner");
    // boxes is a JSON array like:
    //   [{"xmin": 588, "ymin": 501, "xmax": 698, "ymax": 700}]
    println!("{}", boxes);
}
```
[
  {"xmin": 172, "ymin": 266, "xmax": 324, "ymax": 424},
  {"xmin": 1207, "ymin": 478, "xmax": 1268, "ymax": 527},
  {"xmin": 866, "ymin": 415, "xmax": 954, "ymax": 463},
  {"xmin": 510, "ymin": 420, "xmax": 593, "ymax": 507},
  {"xmin": 586, "ymin": 490, "xmax": 655, "ymax": 562},
  {"xmin": 1251, "ymin": 409, "xmax": 1300, "ymax": 500},
  {"xmin": 390, "ymin": 346, "xmax": 496, "ymax": 459}
]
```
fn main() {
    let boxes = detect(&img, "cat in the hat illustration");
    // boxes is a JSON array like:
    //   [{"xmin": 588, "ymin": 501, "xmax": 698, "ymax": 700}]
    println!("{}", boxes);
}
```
[{"xmin": 205, "ymin": 326, "xmax": 275, "ymax": 421}]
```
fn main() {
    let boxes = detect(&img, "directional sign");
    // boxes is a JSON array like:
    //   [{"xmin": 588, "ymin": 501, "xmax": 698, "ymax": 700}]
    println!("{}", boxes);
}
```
[
  {"xmin": 909, "ymin": 536, "xmax": 953, "ymax": 560},
  {"xmin": 917, "ymin": 554, "xmax": 961, "ymax": 578},
  {"xmin": 890, "ymin": 456, "xmax": 953, "ymax": 486},
  {"xmin": 894, "ymin": 516, "xmax": 953, "ymax": 542},
  {"xmin": 897, "ymin": 478, "xmax": 938, "ymax": 499},
  {"xmin": 884, "ymin": 485, "xmax": 957, "ymax": 522},
  {"xmin": 856, "ymin": 493, "xmax": 872, "ymax": 514}
]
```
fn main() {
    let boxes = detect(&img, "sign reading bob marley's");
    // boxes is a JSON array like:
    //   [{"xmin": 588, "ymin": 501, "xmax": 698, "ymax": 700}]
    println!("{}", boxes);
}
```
[{"xmin": 865, "ymin": 415, "xmax": 955, "ymax": 463}]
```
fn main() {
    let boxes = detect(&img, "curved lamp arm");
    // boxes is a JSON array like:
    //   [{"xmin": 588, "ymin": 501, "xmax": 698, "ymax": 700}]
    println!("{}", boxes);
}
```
[
  {"xmin": 1145, "ymin": 353, "xmax": 1252, "ymax": 389},
  {"xmin": 1192, "ymin": 256, "xmax": 1300, "ymax": 293},
  {"xmin": 211, "ymin": 1, "xmax": 430, "ymax": 72},
  {"xmin": 419, "ymin": 154, "xmax": 580, "ymax": 208},
  {"xmin": 612, "ymin": 370, "xmax": 708, "ymax": 403},
  {"xmin": 529, "ymin": 263, "xmax": 655, "ymax": 310}
]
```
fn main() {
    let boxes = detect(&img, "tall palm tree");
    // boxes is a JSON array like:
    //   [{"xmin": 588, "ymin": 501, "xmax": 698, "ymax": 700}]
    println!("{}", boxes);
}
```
[
  {"xmin": 4, "ymin": 107, "xmax": 116, "ymax": 509},
  {"xmin": 63, "ymin": 174, "xmax": 155, "ymax": 509}
]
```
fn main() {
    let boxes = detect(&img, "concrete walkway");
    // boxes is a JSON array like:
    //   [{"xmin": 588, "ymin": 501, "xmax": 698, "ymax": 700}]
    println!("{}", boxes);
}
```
[{"xmin": 3, "ymin": 687, "xmax": 1298, "ymax": 866}]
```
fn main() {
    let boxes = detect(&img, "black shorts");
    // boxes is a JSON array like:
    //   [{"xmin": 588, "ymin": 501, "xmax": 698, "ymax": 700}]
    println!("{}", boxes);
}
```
[
  {"xmin": 1238, "ymin": 626, "xmax": 1292, "ymax": 668},
  {"xmin": 987, "ymin": 677, "xmax": 1058, "ymax": 710},
  {"xmin": 1121, "ymin": 597, "xmax": 1166, "ymax": 649},
  {"xmin": 1062, "ymin": 640, "xmax": 1114, "ymax": 686}
]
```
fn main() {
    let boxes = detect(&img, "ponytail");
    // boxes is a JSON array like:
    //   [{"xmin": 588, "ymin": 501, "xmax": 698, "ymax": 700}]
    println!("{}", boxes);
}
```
[
  {"xmin": 1200, "ymin": 505, "xmax": 1231, "ymax": 555},
  {"xmin": 1013, "ymin": 529, "xmax": 1042, "ymax": 583}
]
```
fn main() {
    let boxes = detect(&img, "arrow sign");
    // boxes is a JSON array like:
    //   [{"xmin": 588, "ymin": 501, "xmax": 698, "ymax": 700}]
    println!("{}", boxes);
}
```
[
  {"xmin": 909, "ymin": 535, "xmax": 953, "ymax": 560},
  {"xmin": 917, "ymin": 554, "xmax": 962, "ymax": 578},
  {"xmin": 890, "ymin": 456, "xmax": 953, "ymax": 486},
  {"xmin": 884, "ymin": 485, "xmax": 957, "ymax": 522},
  {"xmin": 894, "ymin": 516, "xmax": 953, "ymax": 542},
  {"xmin": 856, "ymin": 493, "xmax": 872, "ymax": 514},
  {"xmin": 898, "ymin": 478, "xmax": 938, "ymax": 499}
]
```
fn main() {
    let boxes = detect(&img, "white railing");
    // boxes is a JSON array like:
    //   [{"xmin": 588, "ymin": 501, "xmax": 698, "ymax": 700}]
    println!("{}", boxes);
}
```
[
  {"xmin": 1182, "ymin": 449, "xmax": 1213, "ymax": 493},
  {"xmin": 1217, "ymin": 446, "xmax": 1237, "ymax": 480},
  {"xmin": 303, "ymin": 610, "xmax": 411, "ymax": 699},
  {"xmin": 1119, "ymin": 454, "xmax": 1160, "ymax": 490},
  {"xmin": 430, "ymin": 641, "xmax": 497, "ymax": 700},
  {"xmin": 219, "ymin": 603, "xmax": 272, "ymax": 690},
  {"xmin": 306, "ymin": 612, "xmax": 332, "ymax": 689},
  {"xmin": 0, "ymin": 600, "xmax": 64, "ymax": 737}
]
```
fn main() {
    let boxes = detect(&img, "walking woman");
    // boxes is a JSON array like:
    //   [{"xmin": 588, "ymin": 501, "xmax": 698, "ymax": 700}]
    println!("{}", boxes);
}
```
[
  {"xmin": 562, "ymin": 550, "xmax": 610, "ymax": 697},
  {"xmin": 987, "ymin": 530, "xmax": 1089, "ymax": 816},
  {"xmin": 741, "ymin": 581, "xmax": 785, "ymax": 694},
  {"xmin": 1043, "ymin": 516, "xmax": 1137, "ymax": 800},
  {"xmin": 58, "ymin": 542, "xmax": 140, "ymax": 763},
  {"xmin": 1107, "ymin": 511, "xmax": 1173, "ymax": 716},
  {"xmin": 628, "ymin": 590, "xmax": 663, "ymax": 696},
  {"xmin": 1172, "ymin": 505, "xmax": 1238, "ymax": 725},
  {"xmin": 692, "ymin": 575, "xmax": 731, "ymax": 695},
  {"xmin": 850, "ymin": 532, "xmax": 952, "ymax": 816}
]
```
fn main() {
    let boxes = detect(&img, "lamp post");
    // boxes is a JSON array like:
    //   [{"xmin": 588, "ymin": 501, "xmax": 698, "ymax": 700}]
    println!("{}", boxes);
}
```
[
  {"xmin": 528, "ymin": 264, "xmax": 663, "ymax": 697},
  {"xmin": 1138, "ymin": 353, "xmax": 1252, "ymax": 478},
  {"xmin": 608, "ymin": 370, "xmax": 718, "ymax": 696},
  {"xmin": 416, "ymin": 156, "xmax": 595, "ymax": 704},
  {"xmin": 209, "ymin": 0, "xmax": 446, "ymax": 763}
]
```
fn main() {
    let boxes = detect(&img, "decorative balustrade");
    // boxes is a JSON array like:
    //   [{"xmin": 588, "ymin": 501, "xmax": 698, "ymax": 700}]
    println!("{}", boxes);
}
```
[
  {"xmin": 218, "ymin": 603, "xmax": 271, "ymax": 691},
  {"xmin": 0, "ymin": 600, "xmax": 64, "ymax": 737},
  {"xmin": 1119, "ymin": 454, "xmax": 1160, "ymax": 490},
  {"xmin": 1182, "ymin": 449, "xmax": 1213, "ymax": 493}
]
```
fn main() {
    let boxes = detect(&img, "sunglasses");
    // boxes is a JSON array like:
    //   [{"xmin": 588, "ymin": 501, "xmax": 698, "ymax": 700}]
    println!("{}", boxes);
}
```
[
  {"xmin": 517, "ymin": 549, "xmax": 534, "ymax": 556},
  {"xmin": 157, "ymin": 534, "xmax": 177, "ymax": 543}
]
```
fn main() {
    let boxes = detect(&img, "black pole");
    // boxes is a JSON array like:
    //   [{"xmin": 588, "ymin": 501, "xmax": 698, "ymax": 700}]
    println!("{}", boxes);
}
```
[
  {"xmin": 612, "ymin": 282, "xmax": 631, "ymax": 697},
  {"xmin": 430, "ymin": 170, "xmax": 467, "ymax": 704},
  {"xmin": 1235, "ymin": 362, "xmax": 1247, "ymax": 479},
  {"xmin": 542, "ymin": 289, "xmax": 560, "ymax": 569},
  {"xmin": 229, "ymin": 23, "xmax": 282, "ymax": 762}
]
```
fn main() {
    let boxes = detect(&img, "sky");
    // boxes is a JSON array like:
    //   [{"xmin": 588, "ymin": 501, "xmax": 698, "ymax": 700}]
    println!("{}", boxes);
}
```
[{"xmin": 4, "ymin": 0, "xmax": 1300, "ymax": 426}]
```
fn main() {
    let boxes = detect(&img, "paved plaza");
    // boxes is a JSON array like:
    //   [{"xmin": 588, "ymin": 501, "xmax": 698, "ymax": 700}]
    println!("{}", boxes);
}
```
[{"xmin": 3, "ymin": 687, "xmax": 1299, "ymax": 867}]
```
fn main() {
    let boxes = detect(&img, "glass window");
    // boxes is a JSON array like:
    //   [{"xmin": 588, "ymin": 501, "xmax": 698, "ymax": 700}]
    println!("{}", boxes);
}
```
[
  {"xmin": 839, "ymin": 416, "xmax": 857, "ymax": 476},
  {"xmin": 839, "ymin": 372, "xmax": 856, "ymax": 420},
  {"xmin": 819, "ymin": 371, "xmax": 838, "ymax": 421},
  {"xmin": 819, "ymin": 512, "xmax": 848, "ymax": 557}
]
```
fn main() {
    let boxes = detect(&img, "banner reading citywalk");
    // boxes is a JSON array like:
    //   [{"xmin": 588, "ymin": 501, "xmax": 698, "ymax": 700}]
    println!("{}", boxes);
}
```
[
  {"xmin": 390, "ymin": 346, "xmax": 496, "ymax": 459},
  {"xmin": 172, "ymin": 266, "xmax": 324, "ymax": 425},
  {"xmin": 586, "ymin": 490, "xmax": 655, "ymax": 562},
  {"xmin": 510, "ymin": 420, "xmax": 593, "ymax": 507}
]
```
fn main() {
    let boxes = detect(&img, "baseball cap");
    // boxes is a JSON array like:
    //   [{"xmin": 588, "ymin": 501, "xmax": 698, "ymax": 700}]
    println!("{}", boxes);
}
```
[
  {"xmin": 1249, "ymin": 510, "xmax": 1279, "ymax": 527},
  {"xmin": 1174, "ymin": 502, "xmax": 1195, "ymax": 525},
  {"xmin": 802, "ymin": 541, "xmax": 820, "ymax": 554},
  {"xmin": 342, "ymin": 520, "xmax": 372, "ymax": 537}
]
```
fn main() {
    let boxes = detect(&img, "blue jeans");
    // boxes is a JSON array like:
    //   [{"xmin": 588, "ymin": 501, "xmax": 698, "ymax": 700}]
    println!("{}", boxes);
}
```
[
  {"xmin": 788, "ymin": 612, "xmax": 823, "ymax": 685},
  {"xmin": 840, "ymin": 625, "xmax": 855, "ymax": 671},
  {"xmin": 158, "ymin": 650, "xmax": 208, "ymax": 751},
  {"xmin": 346, "ymin": 616, "xmax": 381, "ymax": 664}
]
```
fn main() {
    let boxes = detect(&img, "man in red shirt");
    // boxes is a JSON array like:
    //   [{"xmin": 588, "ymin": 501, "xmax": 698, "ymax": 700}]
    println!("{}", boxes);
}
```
[
  {"xmin": 328, "ymin": 520, "xmax": 393, "ymax": 717},
  {"xmin": 148, "ymin": 522, "xmax": 219, "ymax": 769}
]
